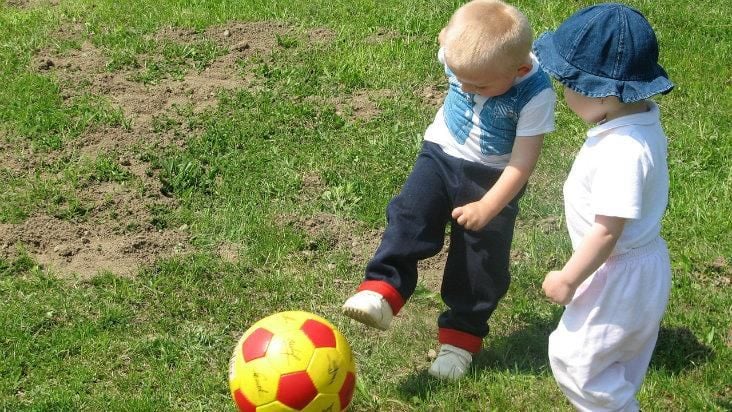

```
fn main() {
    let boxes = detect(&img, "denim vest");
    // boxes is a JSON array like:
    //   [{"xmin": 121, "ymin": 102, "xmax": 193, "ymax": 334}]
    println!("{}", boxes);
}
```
[{"xmin": 443, "ymin": 65, "xmax": 551, "ymax": 156}]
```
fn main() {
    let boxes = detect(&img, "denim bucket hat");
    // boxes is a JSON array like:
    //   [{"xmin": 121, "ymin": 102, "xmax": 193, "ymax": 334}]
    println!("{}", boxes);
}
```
[{"xmin": 533, "ymin": 3, "xmax": 673, "ymax": 102}]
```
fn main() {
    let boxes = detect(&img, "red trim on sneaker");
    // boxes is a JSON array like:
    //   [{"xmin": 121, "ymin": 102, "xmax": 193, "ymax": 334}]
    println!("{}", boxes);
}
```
[
  {"xmin": 357, "ymin": 280, "xmax": 405, "ymax": 314},
  {"xmin": 439, "ymin": 328, "xmax": 482, "ymax": 354}
]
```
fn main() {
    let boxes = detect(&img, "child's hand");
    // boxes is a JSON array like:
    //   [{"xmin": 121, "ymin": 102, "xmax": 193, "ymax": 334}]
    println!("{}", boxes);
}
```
[
  {"xmin": 542, "ymin": 270, "xmax": 576, "ymax": 305},
  {"xmin": 451, "ymin": 202, "xmax": 492, "ymax": 231}
]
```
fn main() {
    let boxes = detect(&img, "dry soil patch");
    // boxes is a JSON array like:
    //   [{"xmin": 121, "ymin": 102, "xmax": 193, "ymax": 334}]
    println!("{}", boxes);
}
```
[{"xmin": 3, "ymin": 19, "xmax": 405, "ymax": 278}]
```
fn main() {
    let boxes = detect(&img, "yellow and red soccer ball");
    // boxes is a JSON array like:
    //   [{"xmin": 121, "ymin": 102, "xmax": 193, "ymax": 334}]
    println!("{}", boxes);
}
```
[{"xmin": 228, "ymin": 311, "xmax": 356, "ymax": 411}]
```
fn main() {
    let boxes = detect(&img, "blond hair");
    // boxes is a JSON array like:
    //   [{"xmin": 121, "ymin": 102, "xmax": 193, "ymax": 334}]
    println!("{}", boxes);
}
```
[{"xmin": 442, "ymin": 0, "xmax": 533, "ymax": 74}]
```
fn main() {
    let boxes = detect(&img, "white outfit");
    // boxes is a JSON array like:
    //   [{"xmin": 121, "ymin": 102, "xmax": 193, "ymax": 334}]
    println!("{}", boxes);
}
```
[
  {"xmin": 563, "ymin": 102, "xmax": 669, "ymax": 256},
  {"xmin": 424, "ymin": 52, "xmax": 557, "ymax": 168},
  {"xmin": 549, "ymin": 102, "xmax": 672, "ymax": 411}
]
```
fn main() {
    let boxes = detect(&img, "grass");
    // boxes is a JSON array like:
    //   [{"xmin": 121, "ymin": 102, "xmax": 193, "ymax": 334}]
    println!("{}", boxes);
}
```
[{"xmin": 1, "ymin": 0, "xmax": 731, "ymax": 411}]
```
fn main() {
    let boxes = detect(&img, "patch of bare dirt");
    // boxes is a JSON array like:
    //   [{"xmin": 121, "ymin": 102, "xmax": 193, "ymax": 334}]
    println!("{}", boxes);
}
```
[
  {"xmin": 299, "ymin": 171, "xmax": 326, "ymax": 197},
  {"xmin": 36, "ymin": 22, "xmax": 299, "ymax": 132},
  {"xmin": 5, "ymin": 21, "xmax": 324, "ymax": 278},
  {"xmin": 71, "ymin": 126, "xmax": 143, "ymax": 158},
  {"xmin": 346, "ymin": 90, "xmax": 391, "ymax": 121},
  {"xmin": 290, "ymin": 170, "xmax": 378, "ymax": 264},
  {"xmin": 38, "ymin": 46, "xmax": 245, "ymax": 130},
  {"xmin": 364, "ymin": 28, "xmax": 401, "ymax": 44},
  {"xmin": 5, "ymin": 0, "xmax": 58, "ymax": 8},
  {"xmin": 696, "ymin": 255, "xmax": 732, "ymax": 288},
  {"xmin": 0, "ymin": 140, "xmax": 29, "ymax": 174},
  {"xmin": 38, "ymin": 20, "xmax": 389, "ymax": 127},
  {"xmin": 0, "ymin": 182, "xmax": 189, "ymax": 278},
  {"xmin": 418, "ymin": 248, "xmax": 449, "ymax": 293},
  {"xmin": 203, "ymin": 21, "xmax": 293, "ymax": 53},
  {"xmin": 418, "ymin": 84, "xmax": 446, "ymax": 108},
  {"xmin": 311, "ymin": 89, "xmax": 395, "ymax": 122},
  {"xmin": 0, "ymin": 124, "xmax": 188, "ymax": 279},
  {"xmin": 307, "ymin": 27, "xmax": 337, "ymax": 44},
  {"xmin": 3, "ymin": 19, "xmax": 406, "ymax": 278},
  {"xmin": 217, "ymin": 241, "xmax": 240, "ymax": 264},
  {"xmin": 298, "ymin": 212, "xmax": 379, "ymax": 263}
]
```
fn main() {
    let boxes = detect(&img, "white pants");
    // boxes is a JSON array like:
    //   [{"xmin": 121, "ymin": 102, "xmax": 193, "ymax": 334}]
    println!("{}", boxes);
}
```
[{"xmin": 548, "ymin": 238, "xmax": 671, "ymax": 412}]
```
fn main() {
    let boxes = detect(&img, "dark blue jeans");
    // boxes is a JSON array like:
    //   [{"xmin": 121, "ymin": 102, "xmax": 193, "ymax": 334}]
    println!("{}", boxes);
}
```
[{"xmin": 364, "ymin": 141, "xmax": 524, "ymax": 346}]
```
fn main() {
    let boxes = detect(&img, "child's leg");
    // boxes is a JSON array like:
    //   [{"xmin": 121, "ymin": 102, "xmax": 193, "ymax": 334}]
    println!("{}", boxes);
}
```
[
  {"xmin": 428, "ymin": 209, "xmax": 517, "ymax": 380},
  {"xmin": 436, "ymin": 160, "xmax": 524, "ymax": 352},
  {"xmin": 548, "ymin": 239, "xmax": 671, "ymax": 412},
  {"xmin": 352, "ymin": 142, "xmax": 453, "ymax": 315},
  {"xmin": 549, "ymin": 326, "xmax": 660, "ymax": 412},
  {"xmin": 427, "ymin": 161, "xmax": 523, "ymax": 380},
  {"xmin": 622, "ymin": 332, "xmax": 660, "ymax": 391},
  {"xmin": 435, "ymin": 201, "xmax": 518, "ymax": 351}
]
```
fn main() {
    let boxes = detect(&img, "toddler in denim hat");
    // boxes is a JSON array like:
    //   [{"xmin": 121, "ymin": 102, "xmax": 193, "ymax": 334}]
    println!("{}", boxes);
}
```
[
  {"xmin": 342, "ymin": 0, "xmax": 556, "ymax": 380},
  {"xmin": 533, "ymin": 3, "xmax": 674, "ymax": 411}
]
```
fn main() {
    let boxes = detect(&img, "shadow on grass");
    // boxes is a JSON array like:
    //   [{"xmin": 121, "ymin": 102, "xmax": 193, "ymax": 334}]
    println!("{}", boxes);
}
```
[
  {"xmin": 396, "ymin": 369, "xmax": 449, "ymax": 399},
  {"xmin": 472, "ymin": 309, "xmax": 561, "ymax": 375},
  {"xmin": 717, "ymin": 399, "xmax": 732, "ymax": 411},
  {"xmin": 650, "ymin": 326, "xmax": 714, "ymax": 373},
  {"xmin": 396, "ymin": 309, "xmax": 561, "ymax": 401},
  {"xmin": 396, "ymin": 319, "xmax": 714, "ymax": 403},
  {"xmin": 474, "ymin": 323, "xmax": 715, "ymax": 376},
  {"xmin": 474, "ymin": 321, "xmax": 715, "ymax": 377}
]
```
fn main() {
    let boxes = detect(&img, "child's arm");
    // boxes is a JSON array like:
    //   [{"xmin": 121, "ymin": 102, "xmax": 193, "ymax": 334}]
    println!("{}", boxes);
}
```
[
  {"xmin": 451, "ymin": 134, "xmax": 543, "ymax": 231},
  {"xmin": 542, "ymin": 215, "xmax": 626, "ymax": 305}
]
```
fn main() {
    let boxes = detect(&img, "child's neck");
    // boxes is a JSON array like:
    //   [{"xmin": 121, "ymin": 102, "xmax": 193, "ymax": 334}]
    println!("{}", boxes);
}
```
[{"xmin": 604, "ymin": 100, "xmax": 650, "ymax": 122}]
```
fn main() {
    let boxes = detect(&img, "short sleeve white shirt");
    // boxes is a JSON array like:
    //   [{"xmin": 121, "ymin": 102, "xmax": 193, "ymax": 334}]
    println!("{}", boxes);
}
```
[
  {"xmin": 424, "ymin": 52, "xmax": 556, "ymax": 168},
  {"xmin": 563, "ymin": 102, "xmax": 670, "ymax": 255}
]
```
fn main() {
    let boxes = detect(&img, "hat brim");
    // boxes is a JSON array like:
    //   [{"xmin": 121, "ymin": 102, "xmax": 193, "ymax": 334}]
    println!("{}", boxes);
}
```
[{"xmin": 533, "ymin": 32, "xmax": 674, "ymax": 103}]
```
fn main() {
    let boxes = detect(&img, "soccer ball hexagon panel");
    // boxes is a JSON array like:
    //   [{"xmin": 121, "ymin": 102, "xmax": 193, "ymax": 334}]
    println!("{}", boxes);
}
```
[{"xmin": 229, "ymin": 311, "xmax": 357, "ymax": 412}]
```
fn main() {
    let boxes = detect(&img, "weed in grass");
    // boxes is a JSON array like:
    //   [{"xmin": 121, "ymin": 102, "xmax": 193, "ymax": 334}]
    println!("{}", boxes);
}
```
[
  {"xmin": 0, "ymin": 250, "xmax": 36, "ymax": 276},
  {"xmin": 49, "ymin": 192, "xmax": 89, "ymax": 221},
  {"xmin": 320, "ymin": 182, "xmax": 362, "ymax": 216},
  {"xmin": 127, "ymin": 38, "xmax": 228, "ymax": 84},
  {"xmin": 148, "ymin": 203, "xmax": 175, "ymax": 230},
  {"xmin": 89, "ymin": 154, "xmax": 132, "ymax": 183},
  {"xmin": 158, "ymin": 155, "xmax": 218, "ymax": 197},
  {"xmin": 275, "ymin": 33, "xmax": 299, "ymax": 49}
]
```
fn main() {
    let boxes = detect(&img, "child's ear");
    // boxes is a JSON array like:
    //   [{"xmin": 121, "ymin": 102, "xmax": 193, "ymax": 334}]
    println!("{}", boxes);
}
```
[
  {"xmin": 438, "ymin": 28, "xmax": 446, "ymax": 45},
  {"xmin": 516, "ymin": 63, "xmax": 532, "ymax": 77}
]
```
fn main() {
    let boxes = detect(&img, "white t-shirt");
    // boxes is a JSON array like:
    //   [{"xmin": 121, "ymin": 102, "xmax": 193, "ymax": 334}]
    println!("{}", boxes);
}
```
[
  {"xmin": 424, "ymin": 53, "xmax": 557, "ymax": 168},
  {"xmin": 563, "ymin": 102, "xmax": 669, "ymax": 255}
]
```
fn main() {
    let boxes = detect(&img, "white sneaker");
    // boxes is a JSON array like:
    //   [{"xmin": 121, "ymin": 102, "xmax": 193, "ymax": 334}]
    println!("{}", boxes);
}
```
[
  {"xmin": 342, "ymin": 290, "xmax": 393, "ymax": 331},
  {"xmin": 428, "ymin": 344, "xmax": 472, "ymax": 380}
]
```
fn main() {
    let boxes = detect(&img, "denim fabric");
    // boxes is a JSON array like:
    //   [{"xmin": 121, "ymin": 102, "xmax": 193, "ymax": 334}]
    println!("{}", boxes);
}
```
[
  {"xmin": 364, "ymin": 142, "xmax": 525, "ymax": 338},
  {"xmin": 533, "ymin": 3, "xmax": 672, "ymax": 102},
  {"xmin": 442, "ymin": 65, "xmax": 551, "ymax": 156}
]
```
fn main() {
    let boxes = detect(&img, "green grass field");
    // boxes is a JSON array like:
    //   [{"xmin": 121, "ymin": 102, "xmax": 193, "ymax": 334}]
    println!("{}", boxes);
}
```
[{"xmin": 1, "ymin": 0, "xmax": 730, "ymax": 410}]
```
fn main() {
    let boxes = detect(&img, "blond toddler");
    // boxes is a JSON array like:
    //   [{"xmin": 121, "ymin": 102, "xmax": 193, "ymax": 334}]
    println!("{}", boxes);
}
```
[{"xmin": 343, "ymin": 0, "xmax": 556, "ymax": 380}]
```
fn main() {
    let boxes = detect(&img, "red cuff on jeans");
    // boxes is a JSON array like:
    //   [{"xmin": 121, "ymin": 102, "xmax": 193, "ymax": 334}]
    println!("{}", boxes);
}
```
[
  {"xmin": 357, "ymin": 280, "xmax": 405, "ymax": 315},
  {"xmin": 439, "ymin": 328, "xmax": 482, "ymax": 353}
]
